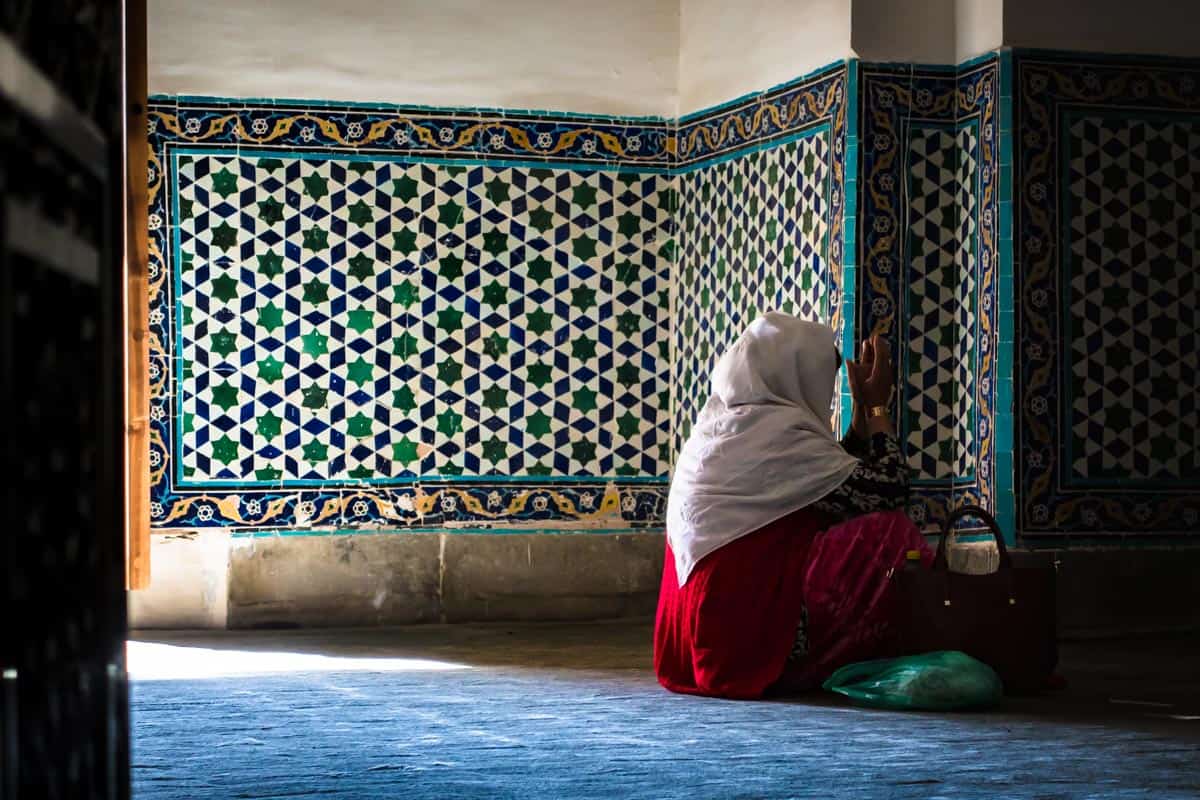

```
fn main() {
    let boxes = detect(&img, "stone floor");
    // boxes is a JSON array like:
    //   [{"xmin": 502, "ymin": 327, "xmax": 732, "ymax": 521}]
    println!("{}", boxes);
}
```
[{"xmin": 129, "ymin": 621, "xmax": 1200, "ymax": 799}]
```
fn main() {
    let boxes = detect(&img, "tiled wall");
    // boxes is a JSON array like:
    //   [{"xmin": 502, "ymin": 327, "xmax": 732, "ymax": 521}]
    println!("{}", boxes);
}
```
[
  {"xmin": 147, "ymin": 100, "xmax": 675, "ymax": 530},
  {"xmin": 855, "ymin": 57, "xmax": 1004, "ymax": 532},
  {"xmin": 1013, "ymin": 52, "xmax": 1200, "ymax": 538},
  {"xmin": 673, "ymin": 64, "xmax": 850, "ymax": 449}
]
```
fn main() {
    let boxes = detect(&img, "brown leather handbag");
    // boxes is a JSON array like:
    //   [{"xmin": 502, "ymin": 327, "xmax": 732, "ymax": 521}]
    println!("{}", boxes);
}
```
[{"xmin": 892, "ymin": 505, "xmax": 1058, "ymax": 693}]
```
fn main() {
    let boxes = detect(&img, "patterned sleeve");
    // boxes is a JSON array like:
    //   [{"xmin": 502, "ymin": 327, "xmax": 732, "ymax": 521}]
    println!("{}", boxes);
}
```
[{"xmin": 813, "ymin": 431, "xmax": 910, "ymax": 520}]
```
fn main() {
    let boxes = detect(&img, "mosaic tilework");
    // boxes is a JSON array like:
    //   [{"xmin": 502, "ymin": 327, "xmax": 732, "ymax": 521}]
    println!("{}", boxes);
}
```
[
  {"xmin": 1015, "ymin": 52, "xmax": 1200, "ymax": 535},
  {"xmin": 672, "ymin": 64, "xmax": 849, "ymax": 453},
  {"xmin": 857, "ymin": 58, "xmax": 1000, "ymax": 530},
  {"xmin": 904, "ymin": 126, "xmax": 977, "ymax": 481},
  {"xmin": 674, "ymin": 135, "xmax": 833, "ymax": 450},
  {"xmin": 1065, "ymin": 117, "xmax": 1199, "ymax": 483},
  {"xmin": 148, "ymin": 99, "xmax": 673, "ymax": 530}
]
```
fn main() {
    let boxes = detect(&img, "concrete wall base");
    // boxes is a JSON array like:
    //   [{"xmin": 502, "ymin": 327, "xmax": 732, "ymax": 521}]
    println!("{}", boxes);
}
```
[
  {"xmin": 129, "ymin": 531, "xmax": 665, "ymax": 629},
  {"xmin": 129, "ymin": 532, "xmax": 1200, "ymax": 638}
]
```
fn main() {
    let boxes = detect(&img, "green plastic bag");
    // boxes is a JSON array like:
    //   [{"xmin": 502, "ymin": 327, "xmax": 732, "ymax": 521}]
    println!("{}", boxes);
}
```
[{"xmin": 822, "ymin": 651, "xmax": 1003, "ymax": 711}]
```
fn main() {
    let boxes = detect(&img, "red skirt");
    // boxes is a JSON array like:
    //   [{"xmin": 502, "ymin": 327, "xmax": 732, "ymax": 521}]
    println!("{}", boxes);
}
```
[{"xmin": 653, "ymin": 509, "xmax": 931, "ymax": 699}]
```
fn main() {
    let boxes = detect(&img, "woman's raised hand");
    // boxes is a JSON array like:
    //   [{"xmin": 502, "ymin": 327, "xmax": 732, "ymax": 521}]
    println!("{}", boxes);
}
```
[{"xmin": 847, "ymin": 335, "xmax": 894, "ymax": 409}]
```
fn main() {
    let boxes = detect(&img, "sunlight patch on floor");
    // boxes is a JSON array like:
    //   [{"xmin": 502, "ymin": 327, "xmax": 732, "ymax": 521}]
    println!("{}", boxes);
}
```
[{"xmin": 126, "ymin": 641, "xmax": 472, "ymax": 680}]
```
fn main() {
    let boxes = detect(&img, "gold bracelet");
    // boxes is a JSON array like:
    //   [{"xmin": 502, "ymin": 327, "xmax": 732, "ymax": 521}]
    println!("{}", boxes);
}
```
[{"xmin": 868, "ymin": 405, "xmax": 889, "ymax": 419}]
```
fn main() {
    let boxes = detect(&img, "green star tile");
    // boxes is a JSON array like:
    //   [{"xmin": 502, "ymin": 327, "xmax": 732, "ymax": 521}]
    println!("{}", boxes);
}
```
[
  {"xmin": 437, "ymin": 307, "xmax": 464, "ymax": 332},
  {"xmin": 256, "ymin": 355, "xmax": 284, "ymax": 383},
  {"xmin": 392, "ymin": 332, "xmax": 420, "ymax": 359},
  {"xmin": 482, "ymin": 436, "xmax": 508, "ymax": 464},
  {"xmin": 526, "ymin": 307, "xmax": 554, "ymax": 336},
  {"xmin": 571, "ymin": 335, "xmax": 596, "ymax": 360},
  {"xmin": 346, "ymin": 411, "xmax": 374, "ymax": 438},
  {"xmin": 572, "ymin": 387, "xmax": 598, "ymax": 412},
  {"xmin": 302, "ymin": 278, "xmax": 329, "ymax": 304},
  {"xmin": 527, "ymin": 362, "xmax": 553, "ymax": 388},
  {"xmin": 529, "ymin": 206, "xmax": 555, "ymax": 234},
  {"xmin": 183, "ymin": 412, "xmax": 195, "ymax": 434},
  {"xmin": 348, "ymin": 466, "xmax": 374, "ymax": 480},
  {"xmin": 392, "ymin": 175, "xmax": 418, "ymax": 201},
  {"xmin": 211, "ymin": 434, "xmax": 239, "ymax": 466},
  {"xmin": 257, "ymin": 158, "xmax": 284, "ymax": 172},
  {"xmin": 616, "ymin": 311, "xmax": 641, "ymax": 336},
  {"xmin": 526, "ymin": 255, "xmax": 553, "ymax": 284},
  {"xmin": 660, "ymin": 238, "xmax": 677, "ymax": 261},
  {"xmin": 571, "ymin": 234, "xmax": 598, "ymax": 261},
  {"xmin": 571, "ymin": 440, "xmax": 596, "ymax": 465},
  {"xmin": 301, "ymin": 384, "xmax": 327, "ymax": 409},
  {"xmin": 257, "ymin": 251, "xmax": 284, "ymax": 278},
  {"xmin": 256, "ymin": 409, "xmax": 282, "ymax": 439},
  {"xmin": 257, "ymin": 197, "xmax": 285, "ymax": 225},
  {"xmin": 302, "ymin": 227, "xmax": 329, "ymax": 251},
  {"xmin": 393, "ymin": 280, "xmax": 419, "ymax": 308},
  {"xmin": 301, "ymin": 331, "xmax": 328, "ymax": 357},
  {"xmin": 616, "ymin": 362, "xmax": 640, "ymax": 389},
  {"xmin": 392, "ymin": 228, "xmax": 418, "ymax": 255},
  {"xmin": 657, "ymin": 188, "xmax": 678, "ymax": 213},
  {"xmin": 526, "ymin": 410, "xmax": 552, "ymax": 438},
  {"xmin": 570, "ymin": 286, "xmax": 596, "ymax": 311},
  {"xmin": 179, "ymin": 198, "xmax": 194, "ymax": 220},
  {"xmin": 439, "ymin": 253, "xmax": 464, "ymax": 281},
  {"xmin": 617, "ymin": 410, "xmax": 640, "ymax": 438},
  {"xmin": 440, "ymin": 464, "xmax": 464, "ymax": 476},
  {"xmin": 572, "ymin": 184, "xmax": 597, "ymax": 209},
  {"xmin": 437, "ymin": 409, "xmax": 463, "ymax": 437},
  {"xmin": 617, "ymin": 465, "xmax": 638, "ymax": 477},
  {"xmin": 211, "ymin": 381, "xmax": 239, "ymax": 412},
  {"xmin": 347, "ymin": 356, "xmax": 375, "ymax": 387},
  {"xmin": 438, "ymin": 200, "xmax": 463, "ymax": 227},
  {"xmin": 303, "ymin": 439, "xmax": 328, "ymax": 463},
  {"xmin": 483, "ymin": 332, "xmax": 508, "ymax": 360},
  {"xmin": 481, "ymin": 280, "xmax": 508, "ymax": 308},
  {"xmin": 210, "ymin": 167, "xmax": 239, "ymax": 199},
  {"xmin": 617, "ymin": 211, "xmax": 641, "ymax": 237},
  {"xmin": 527, "ymin": 462, "xmax": 553, "ymax": 476},
  {"xmin": 389, "ymin": 385, "xmax": 417, "ymax": 413},
  {"xmin": 347, "ymin": 199, "xmax": 374, "ymax": 227},
  {"xmin": 258, "ymin": 301, "xmax": 284, "ymax": 332},
  {"xmin": 302, "ymin": 173, "xmax": 329, "ymax": 200},
  {"xmin": 210, "ymin": 222, "xmax": 238, "ymax": 252},
  {"xmin": 615, "ymin": 259, "xmax": 640, "ymax": 287},
  {"xmin": 347, "ymin": 307, "xmax": 375, "ymax": 334},
  {"xmin": 437, "ymin": 358, "xmax": 463, "ymax": 385},
  {"xmin": 485, "ymin": 177, "xmax": 511, "ymax": 205},
  {"xmin": 255, "ymin": 467, "xmax": 282, "ymax": 481},
  {"xmin": 483, "ymin": 229, "xmax": 508, "ymax": 258},
  {"xmin": 392, "ymin": 437, "xmax": 419, "ymax": 464},
  {"xmin": 210, "ymin": 328, "xmax": 238, "ymax": 358},
  {"xmin": 482, "ymin": 385, "xmax": 508, "ymax": 412},
  {"xmin": 347, "ymin": 253, "xmax": 374, "ymax": 282}
]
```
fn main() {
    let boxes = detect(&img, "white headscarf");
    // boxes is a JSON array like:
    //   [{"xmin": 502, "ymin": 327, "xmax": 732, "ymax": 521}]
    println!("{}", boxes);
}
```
[{"xmin": 666, "ymin": 312, "xmax": 859, "ymax": 586}]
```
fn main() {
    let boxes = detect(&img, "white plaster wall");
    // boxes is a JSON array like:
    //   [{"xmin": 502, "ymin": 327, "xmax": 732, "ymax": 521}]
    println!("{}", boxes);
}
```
[
  {"xmin": 128, "ymin": 532, "xmax": 230, "ymax": 629},
  {"xmin": 956, "ymin": 0, "xmax": 1003, "ymax": 62},
  {"xmin": 678, "ymin": 0, "xmax": 852, "ymax": 116},
  {"xmin": 851, "ymin": 0, "xmax": 957, "ymax": 64},
  {"xmin": 1004, "ymin": 0, "xmax": 1200, "ymax": 57},
  {"xmin": 148, "ymin": 0, "xmax": 680, "ymax": 117}
]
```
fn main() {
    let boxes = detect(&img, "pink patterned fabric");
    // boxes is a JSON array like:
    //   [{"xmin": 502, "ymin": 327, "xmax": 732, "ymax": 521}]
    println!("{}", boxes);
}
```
[{"xmin": 774, "ymin": 510, "xmax": 933, "ymax": 692}]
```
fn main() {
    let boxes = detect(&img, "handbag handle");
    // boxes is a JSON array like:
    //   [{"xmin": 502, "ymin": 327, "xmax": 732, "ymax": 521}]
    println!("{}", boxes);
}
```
[{"xmin": 933, "ymin": 504, "xmax": 1012, "ymax": 571}]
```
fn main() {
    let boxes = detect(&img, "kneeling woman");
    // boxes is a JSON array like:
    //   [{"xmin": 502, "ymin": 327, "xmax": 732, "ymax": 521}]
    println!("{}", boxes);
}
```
[{"xmin": 655, "ymin": 312, "xmax": 930, "ymax": 699}]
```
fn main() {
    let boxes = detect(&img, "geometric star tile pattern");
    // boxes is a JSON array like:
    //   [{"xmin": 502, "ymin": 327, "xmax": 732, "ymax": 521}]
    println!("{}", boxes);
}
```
[
  {"xmin": 904, "ymin": 126, "xmax": 978, "ymax": 482},
  {"xmin": 673, "ymin": 133, "xmax": 831, "ymax": 453},
  {"xmin": 1065, "ymin": 116, "xmax": 1200, "ymax": 482},
  {"xmin": 175, "ymin": 153, "xmax": 674, "ymax": 483}
]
